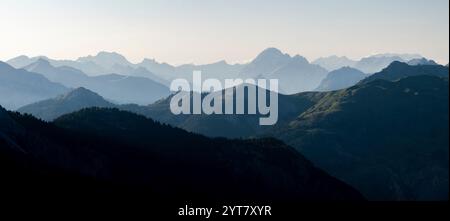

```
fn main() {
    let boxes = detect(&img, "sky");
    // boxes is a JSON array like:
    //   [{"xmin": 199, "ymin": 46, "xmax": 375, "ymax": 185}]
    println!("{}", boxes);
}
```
[{"xmin": 0, "ymin": 0, "xmax": 449, "ymax": 65}]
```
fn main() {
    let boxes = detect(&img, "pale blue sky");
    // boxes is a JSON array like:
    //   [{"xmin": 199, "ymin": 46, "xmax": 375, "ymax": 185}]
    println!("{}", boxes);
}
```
[{"xmin": 1, "ymin": 0, "xmax": 448, "ymax": 64}]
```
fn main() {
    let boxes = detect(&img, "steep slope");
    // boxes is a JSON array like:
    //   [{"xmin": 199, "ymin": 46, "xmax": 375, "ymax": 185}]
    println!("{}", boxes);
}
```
[
  {"xmin": 18, "ymin": 88, "xmax": 115, "ymax": 121},
  {"xmin": 315, "ymin": 67, "xmax": 367, "ymax": 91},
  {"xmin": 276, "ymin": 75, "xmax": 449, "ymax": 200},
  {"xmin": 0, "ymin": 61, "xmax": 68, "ymax": 110},
  {"xmin": 0, "ymin": 107, "xmax": 364, "ymax": 201}
]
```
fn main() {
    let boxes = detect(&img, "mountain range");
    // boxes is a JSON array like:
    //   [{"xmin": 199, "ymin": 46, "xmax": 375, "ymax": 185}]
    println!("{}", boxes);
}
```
[
  {"xmin": 10, "ymin": 60, "xmax": 450, "ymax": 200},
  {"xmin": 23, "ymin": 59, "xmax": 171, "ymax": 105},
  {"xmin": 313, "ymin": 53, "xmax": 426, "ymax": 73},
  {"xmin": 0, "ymin": 61, "xmax": 69, "ymax": 110},
  {"xmin": 7, "ymin": 49, "xmax": 442, "ymax": 97},
  {"xmin": 8, "ymin": 49, "xmax": 439, "ymax": 96}
]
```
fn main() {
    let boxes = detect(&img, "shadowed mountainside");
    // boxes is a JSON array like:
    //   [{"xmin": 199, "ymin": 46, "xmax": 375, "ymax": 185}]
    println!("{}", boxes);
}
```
[{"xmin": 0, "ymin": 106, "xmax": 364, "ymax": 201}]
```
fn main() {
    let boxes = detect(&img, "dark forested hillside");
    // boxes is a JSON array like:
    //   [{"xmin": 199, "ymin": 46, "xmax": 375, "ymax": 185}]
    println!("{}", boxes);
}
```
[{"xmin": 0, "ymin": 106, "xmax": 364, "ymax": 202}]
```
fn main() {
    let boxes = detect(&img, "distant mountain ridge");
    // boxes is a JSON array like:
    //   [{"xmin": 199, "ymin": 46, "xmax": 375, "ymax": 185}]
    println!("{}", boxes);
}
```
[
  {"xmin": 407, "ymin": 58, "xmax": 439, "ymax": 66},
  {"xmin": 6, "ymin": 49, "xmax": 444, "ymax": 95},
  {"xmin": 312, "ymin": 56, "xmax": 357, "ymax": 71},
  {"xmin": 23, "ymin": 59, "xmax": 171, "ymax": 105},
  {"xmin": 360, "ymin": 61, "xmax": 449, "ymax": 84},
  {"xmin": 313, "ymin": 53, "xmax": 426, "ymax": 73},
  {"xmin": 0, "ymin": 61, "xmax": 69, "ymax": 110}
]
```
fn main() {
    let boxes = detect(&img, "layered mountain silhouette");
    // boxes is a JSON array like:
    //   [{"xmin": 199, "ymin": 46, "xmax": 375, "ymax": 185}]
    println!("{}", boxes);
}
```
[
  {"xmin": 7, "ymin": 55, "xmax": 108, "ymax": 75},
  {"xmin": 8, "ymin": 52, "xmax": 244, "ymax": 84},
  {"xmin": 315, "ymin": 67, "xmax": 368, "ymax": 91},
  {"xmin": 0, "ymin": 61, "xmax": 68, "ymax": 110},
  {"xmin": 19, "ymin": 86, "xmax": 315, "ymax": 137},
  {"xmin": 153, "ymin": 74, "xmax": 449, "ymax": 200},
  {"xmin": 23, "ymin": 59, "xmax": 170, "ymax": 105},
  {"xmin": 0, "ymin": 106, "xmax": 364, "ymax": 201},
  {"xmin": 9, "ymin": 55, "xmax": 450, "ymax": 200},
  {"xmin": 8, "ymin": 50, "xmax": 436, "ymax": 96},
  {"xmin": 9, "ymin": 48, "xmax": 332, "ymax": 94}
]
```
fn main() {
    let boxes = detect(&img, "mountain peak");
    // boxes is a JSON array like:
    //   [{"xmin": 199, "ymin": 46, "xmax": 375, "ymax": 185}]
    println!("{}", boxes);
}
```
[
  {"xmin": 59, "ymin": 87, "xmax": 104, "ymax": 101},
  {"xmin": 18, "ymin": 87, "xmax": 113, "ymax": 121},
  {"xmin": 250, "ymin": 48, "xmax": 291, "ymax": 66},
  {"xmin": 23, "ymin": 58, "xmax": 54, "ymax": 71},
  {"xmin": 291, "ymin": 55, "xmax": 309, "ymax": 64},
  {"xmin": 387, "ymin": 60, "xmax": 408, "ymax": 68},
  {"xmin": 258, "ymin": 47, "xmax": 285, "ymax": 57},
  {"xmin": 35, "ymin": 58, "xmax": 51, "ymax": 65},
  {"xmin": 407, "ymin": 58, "xmax": 439, "ymax": 66},
  {"xmin": 96, "ymin": 51, "xmax": 126, "ymax": 58}
]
